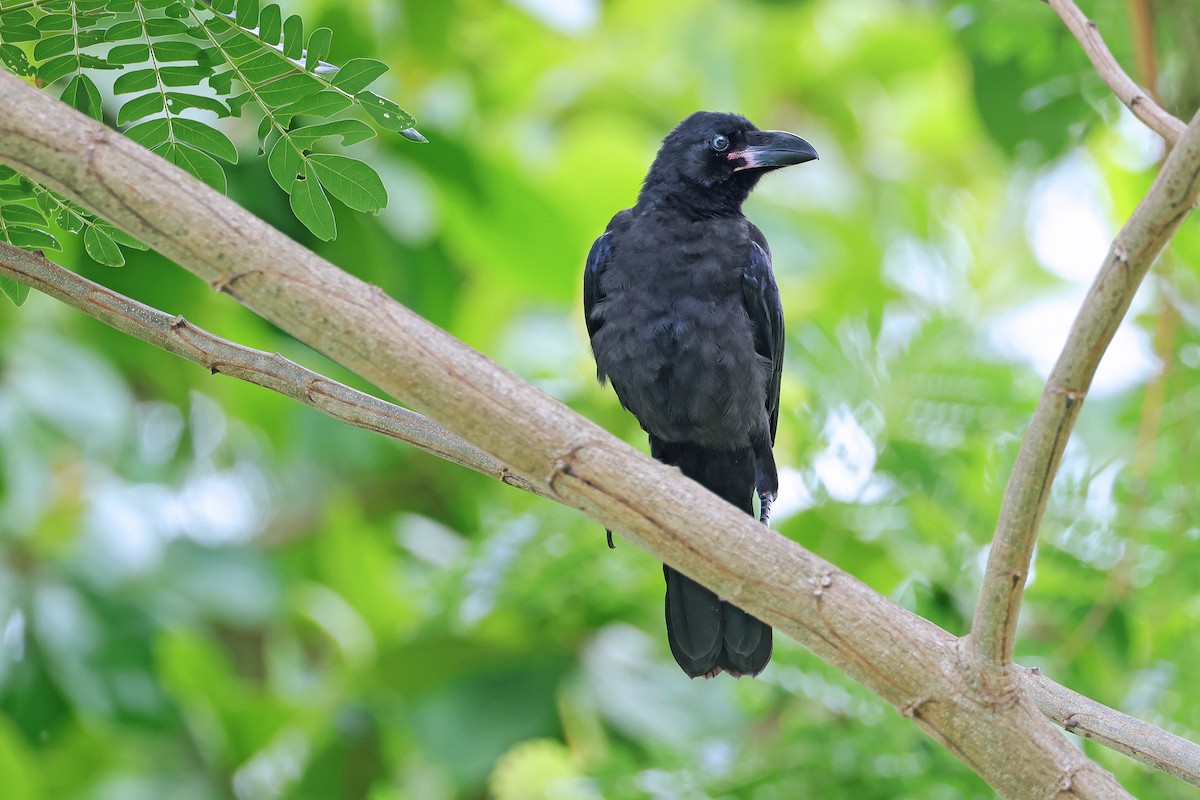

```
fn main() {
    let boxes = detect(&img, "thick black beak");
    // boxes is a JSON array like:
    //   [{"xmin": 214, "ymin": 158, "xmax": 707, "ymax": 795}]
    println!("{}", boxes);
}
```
[{"xmin": 732, "ymin": 130, "xmax": 819, "ymax": 172}]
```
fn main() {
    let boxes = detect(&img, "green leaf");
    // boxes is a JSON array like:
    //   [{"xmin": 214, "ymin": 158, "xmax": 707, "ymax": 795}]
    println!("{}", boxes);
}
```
[
  {"xmin": 160, "ymin": 65, "xmax": 213, "ymax": 87},
  {"xmin": 259, "ymin": 4, "xmax": 281, "ymax": 44},
  {"xmin": 356, "ymin": 91, "xmax": 416, "ymax": 133},
  {"xmin": 237, "ymin": 52, "xmax": 291, "ymax": 83},
  {"xmin": 304, "ymin": 27, "xmax": 331, "ymax": 72},
  {"xmin": 107, "ymin": 43, "xmax": 150, "ymax": 64},
  {"xmin": 124, "ymin": 118, "xmax": 171, "ymax": 149},
  {"xmin": 0, "ymin": 275, "xmax": 31, "ymax": 307},
  {"xmin": 276, "ymin": 89, "xmax": 352, "ymax": 120},
  {"xmin": 104, "ymin": 20, "xmax": 142, "ymax": 41},
  {"xmin": 0, "ymin": 8, "xmax": 34, "ymax": 24},
  {"xmin": 173, "ymin": 119, "xmax": 238, "ymax": 163},
  {"xmin": 235, "ymin": 0, "xmax": 260, "ymax": 28},
  {"xmin": 144, "ymin": 17, "xmax": 189, "ymax": 36},
  {"xmin": 94, "ymin": 222, "xmax": 146, "ymax": 250},
  {"xmin": 78, "ymin": 53, "xmax": 115, "ymax": 71},
  {"xmin": 289, "ymin": 119, "xmax": 376, "ymax": 149},
  {"xmin": 267, "ymin": 135, "xmax": 303, "ymax": 191},
  {"xmin": 154, "ymin": 141, "xmax": 227, "ymax": 192},
  {"xmin": 256, "ymin": 73, "xmax": 323, "ymax": 107},
  {"xmin": 0, "ymin": 205, "xmax": 47, "ymax": 226},
  {"xmin": 113, "ymin": 68, "xmax": 158, "ymax": 95},
  {"xmin": 0, "ymin": 25, "xmax": 39, "ymax": 44},
  {"xmin": 282, "ymin": 14, "xmax": 302, "ymax": 59},
  {"xmin": 83, "ymin": 225, "xmax": 124, "ymax": 267},
  {"xmin": 331, "ymin": 58, "xmax": 388, "ymax": 94},
  {"xmin": 227, "ymin": 91, "xmax": 254, "ymax": 116},
  {"xmin": 60, "ymin": 74, "xmax": 103, "ymax": 121},
  {"xmin": 308, "ymin": 154, "xmax": 386, "ymax": 213},
  {"xmin": 165, "ymin": 91, "xmax": 229, "ymax": 117},
  {"xmin": 0, "ymin": 43, "xmax": 36, "ymax": 76},
  {"xmin": 36, "ymin": 54, "xmax": 79, "ymax": 84},
  {"xmin": 36, "ymin": 13, "xmax": 74, "ymax": 32},
  {"xmin": 4, "ymin": 226, "xmax": 60, "ymax": 250},
  {"xmin": 33, "ymin": 33, "xmax": 74, "ymax": 60},
  {"xmin": 77, "ymin": 29, "xmax": 107, "ymax": 48},
  {"xmin": 208, "ymin": 69, "xmax": 234, "ymax": 95},
  {"xmin": 153, "ymin": 41, "xmax": 204, "ymax": 62},
  {"xmin": 256, "ymin": 113, "xmax": 273, "ymax": 144},
  {"xmin": 290, "ymin": 161, "xmax": 335, "ymax": 240},
  {"xmin": 117, "ymin": 92, "xmax": 165, "ymax": 125}
]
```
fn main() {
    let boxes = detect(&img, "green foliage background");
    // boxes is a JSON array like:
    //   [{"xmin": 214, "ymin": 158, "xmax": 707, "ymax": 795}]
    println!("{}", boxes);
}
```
[{"xmin": 2, "ymin": 0, "xmax": 1199, "ymax": 798}]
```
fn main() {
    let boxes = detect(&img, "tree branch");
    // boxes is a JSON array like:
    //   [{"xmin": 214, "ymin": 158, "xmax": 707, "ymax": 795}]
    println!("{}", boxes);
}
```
[
  {"xmin": 0, "ymin": 69, "xmax": 1171, "ymax": 798},
  {"xmin": 1022, "ymin": 667, "xmax": 1200, "ymax": 788},
  {"xmin": 0, "ymin": 242, "xmax": 551, "ymax": 502},
  {"xmin": 6, "ymin": 245, "xmax": 1200, "ymax": 793},
  {"xmin": 1047, "ymin": 0, "xmax": 1187, "ymax": 142},
  {"xmin": 970, "ymin": 106, "xmax": 1200, "ymax": 674}
]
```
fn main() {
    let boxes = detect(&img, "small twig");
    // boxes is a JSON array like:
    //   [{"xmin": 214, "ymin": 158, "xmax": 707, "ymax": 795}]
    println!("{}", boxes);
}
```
[
  {"xmin": 1047, "ymin": 0, "xmax": 1187, "ymax": 143},
  {"xmin": 970, "ymin": 107, "xmax": 1200, "ymax": 672},
  {"xmin": 1022, "ymin": 666, "xmax": 1200, "ymax": 789},
  {"xmin": 0, "ymin": 242, "xmax": 551, "ymax": 502}
]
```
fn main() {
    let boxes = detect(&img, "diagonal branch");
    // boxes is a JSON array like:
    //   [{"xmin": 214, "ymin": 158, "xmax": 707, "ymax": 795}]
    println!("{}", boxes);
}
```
[
  {"xmin": 1047, "ymin": 0, "xmax": 1187, "ymax": 142},
  {"xmin": 970, "ymin": 106, "xmax": 1200, "ymax": 673},
  {"xmin": 3, "ymin": 246, "xmax": 1200, "ymax": 793},
  {"xmin": 0, "ymin": 242, "xmax": 550, "ymax": 502}
]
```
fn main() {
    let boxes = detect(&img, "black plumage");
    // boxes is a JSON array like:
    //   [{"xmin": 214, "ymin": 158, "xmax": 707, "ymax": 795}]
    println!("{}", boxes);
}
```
[{"xmin": 584, "ymin": 111, "xmax": 817, "ymax": 678}]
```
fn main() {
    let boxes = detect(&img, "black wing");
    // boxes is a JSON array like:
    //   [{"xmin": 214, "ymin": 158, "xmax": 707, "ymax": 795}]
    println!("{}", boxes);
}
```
[
  {"xmin": 582, "ymin": 229, "xmax": 612, "ymax": 344},
  {"xmin": 742, "ymin": 225, "xmax": 785, "ymax": 442}
]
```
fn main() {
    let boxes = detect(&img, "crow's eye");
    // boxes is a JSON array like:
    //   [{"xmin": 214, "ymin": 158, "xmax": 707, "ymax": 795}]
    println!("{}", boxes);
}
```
[{"xmin": 710, "ymin": 134, "xmax": 729, "ymax": 152}]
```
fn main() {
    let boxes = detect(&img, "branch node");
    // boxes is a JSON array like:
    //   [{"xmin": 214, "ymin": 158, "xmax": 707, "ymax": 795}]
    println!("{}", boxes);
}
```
[
  {"xmin": 1047, "ymin": 383, "xmax": 1086, "ymax": 403},
  {"xmin": 899, "ymin": 696, "xmax": 931, "ymax": 719},
  {"xmin": 169, "ymin": 314, "xmax": 186, "ymax": 330},
  {"xmin": 1049, "ymin": 764, "xmax": 1084, "ymax": 799},
  {"xmin": 546, "ymin": 439, "xmax": 602, "ymax": 495},
  {"xmin": 210, "ymin": 271, "xmax": 248, "ymax": 293}
]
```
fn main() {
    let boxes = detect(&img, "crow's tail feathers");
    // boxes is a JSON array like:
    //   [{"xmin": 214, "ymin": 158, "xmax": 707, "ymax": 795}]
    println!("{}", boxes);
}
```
[
  {"xmin": 650, "ymin": 437, "xmax": 774, "ymax": 678},
  {"xmin": 665, "ymin": 566, "xmax": 772, "ymax": 678}
]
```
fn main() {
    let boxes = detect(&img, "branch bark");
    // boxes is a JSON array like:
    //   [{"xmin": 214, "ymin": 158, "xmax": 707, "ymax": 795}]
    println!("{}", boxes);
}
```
[
  {"xmin": 969, "ymin": 105, "xmax": 1200, "ymax": 678},
  {"xmin": 1022, "ymin": 668, "xmax": 1200, "ymax": 788},
  {"xmin": 1047, "ymin": 0, "xmax": 1187, "ymax": 142},
  {"xmin": 1, "ymin": 67, "xmax": 1194, "ymax": 798},
  {"xmin": 0, "ymin": 242, "xmax": 551, "ymax": 501}
]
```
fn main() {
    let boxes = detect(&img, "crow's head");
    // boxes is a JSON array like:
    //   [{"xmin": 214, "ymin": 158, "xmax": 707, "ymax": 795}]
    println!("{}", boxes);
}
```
[{"xmin": 639, "ymin": 111, "xmax": 818, "ymax": 215}]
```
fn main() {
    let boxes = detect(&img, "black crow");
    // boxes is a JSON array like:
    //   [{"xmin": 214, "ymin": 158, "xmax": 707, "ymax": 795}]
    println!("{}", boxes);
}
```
[{"xmin": 583, "ymin": 111, "xmax": 817, "ymax": 678}]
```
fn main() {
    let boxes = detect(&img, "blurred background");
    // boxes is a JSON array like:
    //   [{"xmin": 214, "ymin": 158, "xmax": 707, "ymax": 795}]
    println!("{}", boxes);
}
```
[{"xmin": 2, "ymin": 0, "xmax": 1200, "ymax": 797}]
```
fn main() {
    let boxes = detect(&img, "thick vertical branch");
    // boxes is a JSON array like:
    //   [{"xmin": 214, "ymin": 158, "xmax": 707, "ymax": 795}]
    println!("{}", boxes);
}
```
[{"xmin": 969, "ymin": 107, "xmax": 1200, "ymax": 673}]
